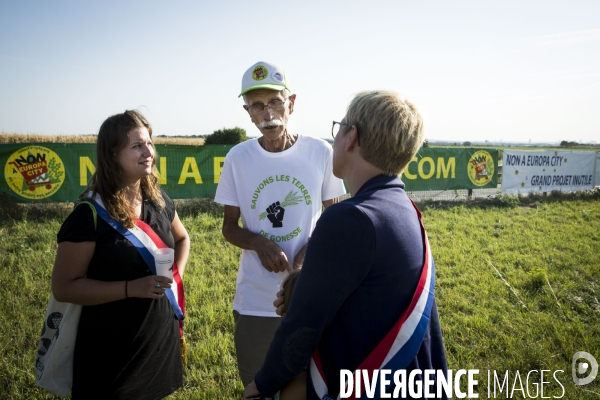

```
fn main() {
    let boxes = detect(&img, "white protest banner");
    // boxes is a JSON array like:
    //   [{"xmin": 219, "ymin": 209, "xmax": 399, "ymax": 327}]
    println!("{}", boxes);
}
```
[
  {"xmin": 502, "ymin": 150, "xmax": 596, "ymax": 194},
  {"xmin": 596, "ymin": 153, "xmax": 600, "ymax": 187}
]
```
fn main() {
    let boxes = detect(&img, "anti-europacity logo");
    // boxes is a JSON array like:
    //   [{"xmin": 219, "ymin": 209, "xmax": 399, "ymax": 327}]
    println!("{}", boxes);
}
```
[
  {"xmin": 468, "ymin": 150, "xmax": 495, "ymax": 187},
  {"xmin": 252, "ymin": 65, "xmax": 268, "ymax": 81},
  {"xmin": 4, "ymin": 145, "xmax": 65, "ymax": 200}
]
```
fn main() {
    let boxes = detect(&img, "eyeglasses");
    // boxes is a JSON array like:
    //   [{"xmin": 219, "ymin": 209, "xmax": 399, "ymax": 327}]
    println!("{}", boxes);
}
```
[
  {"xmin": 331, "ymin": 121, "xmax": 347, "ymax": 139},
  {"xmin": 245, "ymin": 98, "xmax": 287, "ymax": 115},
  {"xmin": 331, "ymin": 121, "xmax": 360, "ymax": 146}
]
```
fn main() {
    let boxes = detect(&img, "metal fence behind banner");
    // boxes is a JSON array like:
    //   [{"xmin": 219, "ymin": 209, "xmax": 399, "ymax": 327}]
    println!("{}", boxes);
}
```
[
  {"xmin": 339, "ymin": 186, "xmax": 503, "ymax": 203},
  {"xmin": 407, "ymin": 186, "xmax": 502, "ymax": 202},
  {"xmin": 406, "ymin": 167, "xmax": 503, "ymax": 202}
]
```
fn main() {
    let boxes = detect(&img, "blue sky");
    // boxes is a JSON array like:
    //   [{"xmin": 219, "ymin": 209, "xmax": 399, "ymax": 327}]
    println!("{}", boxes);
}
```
[{"xmin": 1, "ymin": 0, "xmax": 599, "ymax": 143}]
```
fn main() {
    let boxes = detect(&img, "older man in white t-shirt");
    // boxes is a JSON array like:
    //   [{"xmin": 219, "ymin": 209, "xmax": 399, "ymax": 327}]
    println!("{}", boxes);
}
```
[{"xmin": 214, "ymin": 61, "xmax": 346, "ymax": 386}]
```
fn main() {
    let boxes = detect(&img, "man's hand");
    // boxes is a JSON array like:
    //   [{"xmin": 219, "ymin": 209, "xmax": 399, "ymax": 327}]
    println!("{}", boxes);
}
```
[
  {"xmin": 243, "ymin": 380, "xmax": 261, "ymax": 399},
  {"xmin": 266, "ymin": 201, "xmax": 285, "ymax": 228},
  {"xmin": 222, "ymin": 205, "xmax": 292, "ymax": 273},
  {"xmin": 254, "ymin": 236, "xmax": 292, "ymax": 273},
  {"xmin": 273, "ymin": 288, "xmax": 286, "ymax": 316}
]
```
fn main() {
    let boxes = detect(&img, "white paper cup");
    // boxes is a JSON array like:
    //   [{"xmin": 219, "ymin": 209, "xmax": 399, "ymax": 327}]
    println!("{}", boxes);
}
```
[{"xmin": 154, "ymin": 248, "xmax": 174, "ymax": 279}]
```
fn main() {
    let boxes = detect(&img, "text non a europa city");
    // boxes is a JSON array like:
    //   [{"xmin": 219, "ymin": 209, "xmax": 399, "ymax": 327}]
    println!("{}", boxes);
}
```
[
  {"xmin": 505, "ymin": 154, "xmax": 593, "ymax": 187},
  {"xmin": 504, "ymin": 154, "xmax": 564, "ymax": 168}
]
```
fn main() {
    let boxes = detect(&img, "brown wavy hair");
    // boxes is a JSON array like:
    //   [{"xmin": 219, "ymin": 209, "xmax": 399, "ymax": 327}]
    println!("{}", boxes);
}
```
[{"xmin": 80, "ymin": 110, "xmax": 164, "ymax": 228}]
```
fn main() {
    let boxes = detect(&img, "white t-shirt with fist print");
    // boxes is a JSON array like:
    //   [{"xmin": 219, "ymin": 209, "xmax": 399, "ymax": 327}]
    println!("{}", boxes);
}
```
[{"xmin": 215, "ymin": 135, "xmax": 346, "ymax": 316}]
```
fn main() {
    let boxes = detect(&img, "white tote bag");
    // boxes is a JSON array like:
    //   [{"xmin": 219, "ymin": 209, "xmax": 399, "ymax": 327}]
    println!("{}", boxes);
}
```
[{"xmin": 34, "ymin": 292, "xmax": 82, "ymax": 397}]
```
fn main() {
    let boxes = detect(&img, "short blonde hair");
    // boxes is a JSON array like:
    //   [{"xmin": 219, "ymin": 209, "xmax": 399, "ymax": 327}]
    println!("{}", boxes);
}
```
[{"xmin": 345, "ymin": 90, "xmax": 424, "ymax": 175}]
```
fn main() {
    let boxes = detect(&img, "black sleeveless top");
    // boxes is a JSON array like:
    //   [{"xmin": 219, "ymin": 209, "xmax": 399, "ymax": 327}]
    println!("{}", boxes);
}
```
[{"xmin": 57, "ymin": 191, "xmax": 182, "ymax": 399}]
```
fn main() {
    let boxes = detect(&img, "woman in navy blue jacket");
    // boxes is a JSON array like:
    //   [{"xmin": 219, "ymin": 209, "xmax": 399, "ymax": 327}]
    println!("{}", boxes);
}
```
[{"xmin": 244, "ymin": 90, "xmax": 448, "ymax": 400}]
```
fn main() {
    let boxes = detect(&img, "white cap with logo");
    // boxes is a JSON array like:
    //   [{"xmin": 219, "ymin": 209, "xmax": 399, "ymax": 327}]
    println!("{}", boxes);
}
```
[{"xmin": 239, "ymin": 61, "xmax": 292, "ymax": 97}]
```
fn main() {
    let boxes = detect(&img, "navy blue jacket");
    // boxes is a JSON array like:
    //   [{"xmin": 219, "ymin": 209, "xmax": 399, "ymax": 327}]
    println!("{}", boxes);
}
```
[{"xmin": 255, "ymin": 175, "xmax": 448, "ymax": 399}]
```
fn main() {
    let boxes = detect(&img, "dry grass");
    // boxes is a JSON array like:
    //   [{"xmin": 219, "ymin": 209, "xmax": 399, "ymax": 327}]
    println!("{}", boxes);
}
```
[
  {"xmin": 0, "ymin": 132, "xmax": 205, "ymax": 146},
  {"xmin": 0, "ymin": 132, "xmax": 97, "ymax": 144},
  {"xmin": 154, "ymin": 137, "xmax": 205, "ymax": 146}
]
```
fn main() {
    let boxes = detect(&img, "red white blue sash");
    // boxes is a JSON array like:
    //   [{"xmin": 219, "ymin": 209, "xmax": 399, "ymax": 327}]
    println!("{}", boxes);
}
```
[
  {"xmin": 87, "ymin": 197, "xmax": 185, "ymax": 329},
  {"xmin": 309, "ymin": 200, "xmax": 435, "ymax": 400}
]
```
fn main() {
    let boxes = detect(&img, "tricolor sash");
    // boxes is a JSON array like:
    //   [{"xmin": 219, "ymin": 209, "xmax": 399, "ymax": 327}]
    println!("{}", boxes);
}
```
[
  {"xmin": 84, "ymin": 197, "xmax": 185, "ymax": 335},
  {"xmin": 310, "ymin": 200, "xmax": 435, "ymax": 400}
]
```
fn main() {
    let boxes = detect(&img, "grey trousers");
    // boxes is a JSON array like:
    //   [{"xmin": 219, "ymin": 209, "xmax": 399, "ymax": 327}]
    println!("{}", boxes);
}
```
[{"xmin": 233, "ymin": 310, "xmax": 282, "ymax": 386}]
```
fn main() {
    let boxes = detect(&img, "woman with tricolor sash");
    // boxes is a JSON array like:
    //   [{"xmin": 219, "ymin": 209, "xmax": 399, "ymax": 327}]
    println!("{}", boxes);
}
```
[
  {"xmin": 243, "ymin": 91, "xmax": 449, "ymax": 400},
  {"xmin": 51, "ymin": 110, "xmax": 189, "ymax": 399}
]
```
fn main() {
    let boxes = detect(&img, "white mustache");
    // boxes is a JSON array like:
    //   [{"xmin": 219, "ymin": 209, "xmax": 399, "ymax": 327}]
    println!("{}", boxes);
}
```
[{"xmin": 257, "ymin": 119, "xmax": 284, "ymax": 128}]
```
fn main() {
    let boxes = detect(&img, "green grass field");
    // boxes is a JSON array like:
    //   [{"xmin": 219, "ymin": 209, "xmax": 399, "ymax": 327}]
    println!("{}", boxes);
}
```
[{"xmin": 1, "ymin": 192, "xmax": 599, "ymax": 399}]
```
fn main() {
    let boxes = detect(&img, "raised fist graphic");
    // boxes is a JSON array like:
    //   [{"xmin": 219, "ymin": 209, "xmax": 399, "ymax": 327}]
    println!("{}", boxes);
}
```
[{"xmin": 266, "ymin": 201, "xmax": 285, "ymax": 228}]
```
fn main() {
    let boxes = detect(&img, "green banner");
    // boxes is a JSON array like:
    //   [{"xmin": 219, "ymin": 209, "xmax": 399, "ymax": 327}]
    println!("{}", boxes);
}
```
[
  {"xmin": 402, "ymin": 148, "xmax": 498, "ymax": 190},
  {"xmin": 1, "ymin": 144, "xmax": 498, "ymax": 202},
  {"xmin": 1, "ymin": 143, "xmax": 233, "ymax": 203}
]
